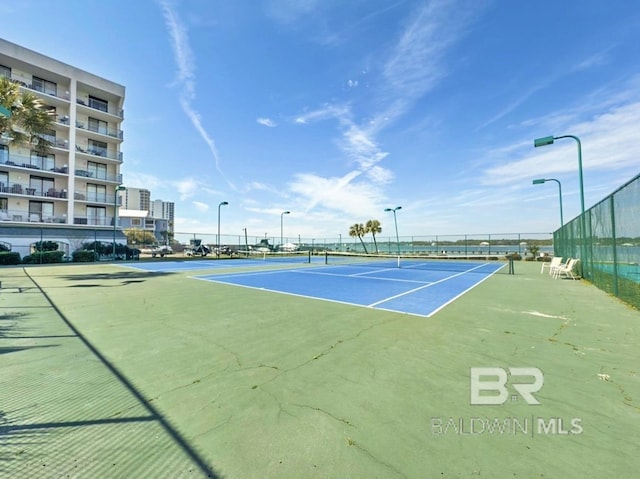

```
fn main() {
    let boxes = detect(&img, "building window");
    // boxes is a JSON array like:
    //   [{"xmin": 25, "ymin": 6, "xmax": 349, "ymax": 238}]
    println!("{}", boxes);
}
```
[
  {"xmin": 131, "ymin": 218, "xmax": 142, "ymax": 227},
  {"xmin": 87, "ymin": 161, "xmax": 107, "ymax": 180},
  {"xmin": 0, "ymin": 172, "xmax": 8, "ymax": 190},
  {"xmin": 0, "ymin": 197, "xmax": 7, "ymax": 212},
  {"xmin": 29, "ymin": 201, "xmax": 54, "ymax": 221},
  {"xmin": 29, "ymin": 176, "xmax": 55, "ymax": 196},
  {"xmin": 0, "ymin": 65, "xmax": 10, "ymax": 79},
  {"xmin": 0, "ymin": 145, "xmax": 8, "ymax": 164},
  {"xmin": 40, "ymin": 128, "xmax": 57, "ymax": 145},
  {"xmin": 86, "ymin": 206, "xmax": 106, "ymax": 226},
  {"xmin": 30, "ymin": 152, "xmax": 55, "ymax": 170},
  {"xmin": 88, "ymin": 139, "xmax": 108, "ymax": 157},
  {"xmin": 88, "ymin": 95, "xmax": 108, "ymax": 112},
  {"xmin": 32, "ymin": 76, "xmax": 57, "ymax": 96},
  {"xmin": 87, "ymin": 183, "xmax": 107, "ymax": 202},
  {"xmin": 88, "ymin": 117, "xmax": 108, "ymax": 135}
]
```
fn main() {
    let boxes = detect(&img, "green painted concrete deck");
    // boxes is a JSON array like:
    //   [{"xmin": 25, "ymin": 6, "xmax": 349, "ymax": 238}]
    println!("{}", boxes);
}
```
[{"xmin": 1, "ymin": 261, "xmax": 638, "ymax": 478}]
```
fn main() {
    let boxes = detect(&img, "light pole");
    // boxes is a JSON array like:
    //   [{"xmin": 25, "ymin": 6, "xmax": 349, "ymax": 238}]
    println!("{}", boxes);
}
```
[
  {"xmin": 280, "ymin": 211, "xmax": 290, "ymax": 249},
  {"xmin": 217, "ymin": 201, "xmax": 228, "ymax": 258},
  {"xmin": 534, "ymin": 135, "xmax": 585, "ymax": 276},
  {"xmin": 533, "ymin": 178, "xmax": 564, "ymax": 227},
  {"xmin": 113, "ymin": 185, "xmax": 126, "ymax": 259},
  {"xmin": 384, "ymin": 206, "xmax": 402, "ymax": 255},
  {"xmin": 242, "ymin": 227, "xmax": 248, "ymax": 254}
]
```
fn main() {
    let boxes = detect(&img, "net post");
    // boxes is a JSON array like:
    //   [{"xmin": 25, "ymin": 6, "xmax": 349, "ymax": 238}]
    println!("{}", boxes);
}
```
[
  {"xmin": 307, "ymin": 250, "xmax": 311, "ymax": 263},
  {"xmin": 325, "ymin": 251, "xmax": 328, "ymax": 264}
]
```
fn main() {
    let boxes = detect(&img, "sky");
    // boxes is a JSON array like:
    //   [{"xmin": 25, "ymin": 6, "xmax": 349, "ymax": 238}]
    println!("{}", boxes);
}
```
[{"xmin": 2, "ymin": 0, "xmax": 640, "ymax": 243}]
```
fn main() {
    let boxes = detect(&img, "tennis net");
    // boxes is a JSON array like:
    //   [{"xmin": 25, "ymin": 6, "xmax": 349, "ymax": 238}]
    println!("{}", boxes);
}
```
[
  {"xmin": 324, "ymin": 251, "xmax": 502, "ymax": 272},
  {"xmin": 237, "ymin": 250, "xmax": 311, "ymax": 263}
]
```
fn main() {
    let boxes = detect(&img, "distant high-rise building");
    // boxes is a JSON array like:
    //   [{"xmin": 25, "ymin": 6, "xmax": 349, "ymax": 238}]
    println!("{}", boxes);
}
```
[
  {"xmin": 151, "ymin": 199, "xmax": 175, "ymax": 232},
  {"xmin": 119, "ymin": 187, "xmax": 150, "ymax": 212}
]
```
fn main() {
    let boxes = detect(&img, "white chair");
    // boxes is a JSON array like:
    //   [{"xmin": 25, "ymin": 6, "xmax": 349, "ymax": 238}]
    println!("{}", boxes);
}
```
[
  {"xmin": 553, "ymin": 258, "xmax": 579, "ymax": 280},
  {"xmin": 28, "ymin": 213, "xmax": 41, "ymax": 222},
  {"xmin": 541, "ymin": 256, "xmax": 563, "ymax": 274}
]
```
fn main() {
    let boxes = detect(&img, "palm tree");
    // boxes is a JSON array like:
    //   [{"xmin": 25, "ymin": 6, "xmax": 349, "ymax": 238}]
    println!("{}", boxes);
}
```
[
  {"xmin": 0, "ymin": 76, "xmax": 53, "ymax": 155},
  {"xmin": 349, "ymin": 223, "xmax": 368, "ymax": 254},
  {"xmin": 365, "ymin": 219, "xmax": 382, "ymax": 254}
]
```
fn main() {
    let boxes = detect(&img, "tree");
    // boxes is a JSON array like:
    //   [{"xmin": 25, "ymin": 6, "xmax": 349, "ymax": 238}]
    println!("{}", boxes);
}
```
[
  {"xmin": 349, "ymin": 223, "xmax": 368, "ymax": 254},
  {"xmin": 365, "ymin": 219, "xmax": 382, "ymax": 254},
  {"xmin": 124, "ymin": 228, "xmax": 157, "ymax": 246},
  {"xmin": 527, "ymin": 243, "xmax": 541, "ymax": 259},
  {"xmin": 0, "ymin": 77, "xmax": 54, "ymax": 155}
]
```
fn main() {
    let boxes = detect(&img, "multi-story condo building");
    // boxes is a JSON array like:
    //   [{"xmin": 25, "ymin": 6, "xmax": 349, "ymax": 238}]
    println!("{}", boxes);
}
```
[
  {"xmin": 120, "ymin": 187, "xmax": 150, "ymax": 211},
  {"xmin": 0, "ymin": 39, "xmax": 125, "ymax": 258},
  {"xmin": 150, "ymin": 199, "xmax": 175, "ymax": 233}
]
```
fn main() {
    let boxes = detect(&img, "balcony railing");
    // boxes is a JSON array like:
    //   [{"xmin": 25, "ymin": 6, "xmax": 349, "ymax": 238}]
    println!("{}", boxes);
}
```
[
  {"xmin": 76, "ymin": 122, "xmax": 124, "ymax": 140},
  {"xmin": 74, "ymin": 169, "xmax": 122, "ymax": 183},
  {"xmin": 2, "ymin": 155, "xmax": 68, "ymax": 173},
  {"xmin": 71, "ymin": 190, "xmax": 119, "ymax": 204},
  {"xmin": 10, "ymin": 76, "xmax": 71, "ymax": 101},
  {"xmin": 75, "ymin": 145, "xmax": 122, "ymax": 161},
  {"xmin": 76, "ymin": 98, "xmax": 124, "ymax": 119},
  {"xmin": 0, "ymin": 209, "xmax": 67, "ymax": 224},
  {"xmin": 0, "ymin": 183, "xmax": 68, "ymax": 198},
  {"xmin": 73, "ymin": 215, "xmax": 114, "ymax": 226}
]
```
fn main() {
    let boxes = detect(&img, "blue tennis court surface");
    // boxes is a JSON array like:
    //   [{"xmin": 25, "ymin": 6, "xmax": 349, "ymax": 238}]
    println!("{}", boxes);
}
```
[{"xmin": 195, "ymin": 261, "xmax": 505, "ymax": 317}]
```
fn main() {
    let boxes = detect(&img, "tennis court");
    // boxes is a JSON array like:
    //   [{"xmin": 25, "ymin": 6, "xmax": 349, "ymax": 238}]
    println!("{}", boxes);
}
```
[
  {"xmin": 194, "ymin": 257, "xmax": 504, "ymax": 317},
  {"xmin": 3, "ymin": 260, "xmax": 640, "ymax": 478}
]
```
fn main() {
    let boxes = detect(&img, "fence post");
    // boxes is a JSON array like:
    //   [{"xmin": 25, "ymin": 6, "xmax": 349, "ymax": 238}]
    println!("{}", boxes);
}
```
[{"xmin": 610, "ymin": 196, "xmax": 619, "ymax": 297}]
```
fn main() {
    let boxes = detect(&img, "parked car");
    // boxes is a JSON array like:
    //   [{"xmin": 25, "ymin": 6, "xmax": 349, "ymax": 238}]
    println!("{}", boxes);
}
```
[
  {"xmin": 151, "ymin": 245, "xmax": 174, "ymax": 258},
  {"xmin": 184, "ymin": 244, "xmax": 210, "ymax": 257}
]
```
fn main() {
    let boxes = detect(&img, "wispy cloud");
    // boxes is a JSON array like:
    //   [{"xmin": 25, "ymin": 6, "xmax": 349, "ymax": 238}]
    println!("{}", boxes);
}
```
[
  {"xmin": 286, "ymin": 1, "xmax": 476, "ymax": 218},
  {"xmin": 257, "ymin": 117, "xmax": 277, "ymax": 127},
  {"xmin": 193, "ymin": 201, "xmax": 209, "ymax": 213},
  {"xmin": 158, "ymin": 0, "xmax": 236, "ymax": 190},
  {"xmin": 481, "ymin": 101, "xmax": 640, "ymax": 186},
  {"xmin": 379, "ymin": 0, "xmax": 477, "ymax": 119},
  {"xmin": 479, "ymin": 49, "xmax": 615, "ymax": 130}
]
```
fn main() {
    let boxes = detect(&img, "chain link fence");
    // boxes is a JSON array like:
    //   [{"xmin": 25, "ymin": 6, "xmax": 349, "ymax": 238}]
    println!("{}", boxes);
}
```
[{"xmin": 554, "ymin": 172, "xmax": 640, "ymax": 309}]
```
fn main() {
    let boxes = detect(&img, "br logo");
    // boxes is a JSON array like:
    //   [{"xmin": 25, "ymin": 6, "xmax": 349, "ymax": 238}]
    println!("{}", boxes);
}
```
[{"xmin": 470, "ymin": 367, "xmax": 544, "ymax": 405}]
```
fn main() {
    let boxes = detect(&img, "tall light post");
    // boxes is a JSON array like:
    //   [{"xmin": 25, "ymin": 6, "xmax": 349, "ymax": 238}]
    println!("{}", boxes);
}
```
[
  {"xmin": 534, "ymin": 135, "xmax": 585, "ymax": 276},
  {"xmin": 280, "ymin": 211, "xmax": 290, "ymax": 249},
  {"xmin": 533, "ymin": 178, "xmax": 564, "ymax": 227},
  {"xmin": 217, "ymin": 201, "xmax": 229, "ymax": 258},
  {"xmin": 113, "ymin": 185, "xmax": 126, "ymax": 259},
  {"xmin": 384, "ymin": 206, "xmax": 402, "ymax": 255},
  {"xmin": 242, "ymin": 227, "xmax": 248, "ymax": 254}
]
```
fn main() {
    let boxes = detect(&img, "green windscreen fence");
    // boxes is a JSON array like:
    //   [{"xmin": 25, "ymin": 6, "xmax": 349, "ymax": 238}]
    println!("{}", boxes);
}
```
[{"xmin": 554, "ymin": 172, "xmax": 640, "ymax": 309}]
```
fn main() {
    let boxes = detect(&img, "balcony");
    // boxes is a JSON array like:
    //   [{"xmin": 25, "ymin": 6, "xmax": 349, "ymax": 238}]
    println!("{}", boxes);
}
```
[
  {"xmin": 72, "ymin": 191, "xmax": 118, "ymax": 204},
  {"xmin": 2, "ymin": 156, "xmax": 69, "ymax": 174},
  {"xmin": 75, "ymin": 145, "xmax": 122, "ymax": 162},
  {"xmin": 74, "ymin": 169, "xmax": 122, "ymax": 183},
  {"xmin": 10, "ymin": 76, "xmax": 71, "ymax": 102},
  {"xmin": 0, "ymin": 209, "xmax": 67, "ymax": 224},
  {"xmin": 73, "ymin": 215, "xmax": 113, "ymax": 226},
  {"xmin": 76, "ymin": 98, "xmax": 124, "ymax": 119},
  {"xmin": 75, "ymin": 121, "xmax": 124, "ymax": 140},
  {"xmin": 0, "ymin": 182, "xmax": 68, "ymax": 199}
]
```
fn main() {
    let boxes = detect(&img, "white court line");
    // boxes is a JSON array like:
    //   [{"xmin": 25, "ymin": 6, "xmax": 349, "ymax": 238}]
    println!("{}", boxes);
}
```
[
  {"xmin": 367, "ymin": 262, "xmax": 497, "ymax": 308},
  {"xmin": 426, "ymin": 263, "xmax": 506, "ymax": 317}
]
